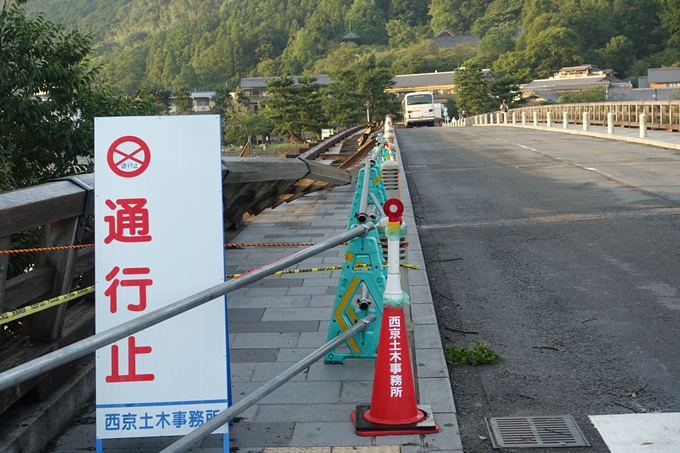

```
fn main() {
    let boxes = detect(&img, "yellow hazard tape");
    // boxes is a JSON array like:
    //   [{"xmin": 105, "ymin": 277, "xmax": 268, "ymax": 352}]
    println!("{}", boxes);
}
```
[
  {"xmin": 1, "ymin": 262, "xmax": 422, "ymax": 322},
  {"xmin": 227, "ymin": 265, "xmax": 343, "ymax": 279},
  {"xmin": 226, "ymin": 262, "xmax": 419, "ymax": 279},
  {"xmin": 0, "ymin": 286, "xmax": 95, "ymax": 325}
]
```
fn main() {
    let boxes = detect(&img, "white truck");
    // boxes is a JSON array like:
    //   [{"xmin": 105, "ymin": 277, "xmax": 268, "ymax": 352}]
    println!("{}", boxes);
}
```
[{"xmin": 402, "ymin": 92, "xmax": 443, "ymax": 127}]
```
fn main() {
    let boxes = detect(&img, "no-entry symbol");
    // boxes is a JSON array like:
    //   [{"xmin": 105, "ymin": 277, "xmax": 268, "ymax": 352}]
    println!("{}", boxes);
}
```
[{"xmin": 107, "ymin": 135, "xmax": 151, "ymax": 178}]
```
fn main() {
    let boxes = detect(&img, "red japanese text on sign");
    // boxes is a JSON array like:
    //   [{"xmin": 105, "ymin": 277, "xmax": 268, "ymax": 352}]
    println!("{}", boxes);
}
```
[
  {"xmin": 105, "ymin": 266, "xmax": 153, "ymax": 313},
  {"xmin": 388, "ymin": 315, "xmax": 403, "ymax": 398},
  {"xmin": 106, "ymin": 336, "xmax": 155, "ymax": 383},
  {"xmin": 104, "ymin": 198, "xmax": 153, "ymax": 244}
]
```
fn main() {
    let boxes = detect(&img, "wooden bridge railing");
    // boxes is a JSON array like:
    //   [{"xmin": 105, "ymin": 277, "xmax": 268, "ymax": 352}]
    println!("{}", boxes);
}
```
[{"xmin": 0, "ymin": 174, "xmax": 96, "ymax": 414}]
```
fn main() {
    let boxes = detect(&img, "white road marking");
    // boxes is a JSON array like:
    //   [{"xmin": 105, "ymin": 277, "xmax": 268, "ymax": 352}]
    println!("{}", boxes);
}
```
[
  {"xmin": 495, "ymin": 138, "xmax": 620, "ymax": 176},
  {"xmin": 574, "ymin": 163, "xmax": 615, "ymax": 178},
  {"xmin": 516, "ymin": 143, "xmax": 538, "ymax": 151},
  {"xmin": 590, "ymin": 413, "xmax": 680, "ymax": 452}
]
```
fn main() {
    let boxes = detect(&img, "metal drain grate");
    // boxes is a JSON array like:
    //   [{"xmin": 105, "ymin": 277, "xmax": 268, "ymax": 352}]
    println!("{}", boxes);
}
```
[{"xmin": 484, "ymin": 415, "xmax": 590, "ymax": 448}]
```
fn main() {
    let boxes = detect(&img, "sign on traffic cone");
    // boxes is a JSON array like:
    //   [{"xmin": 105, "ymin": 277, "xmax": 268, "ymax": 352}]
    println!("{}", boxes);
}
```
[{"xmin": 351, "ymin": 199, "xmax": 439, "ymax": 436}]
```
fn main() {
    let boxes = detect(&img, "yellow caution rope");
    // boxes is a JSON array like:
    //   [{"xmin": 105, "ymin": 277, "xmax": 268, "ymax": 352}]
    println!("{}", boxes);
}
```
[{"xmin": 0, "ymin": 286, "xmax": 94, "ymax": 325}]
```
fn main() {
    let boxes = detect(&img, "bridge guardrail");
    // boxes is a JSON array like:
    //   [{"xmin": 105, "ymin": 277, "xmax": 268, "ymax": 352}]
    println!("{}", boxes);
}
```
[{"xmin": 452, "ymin": 100, "xmax": 680, "ymax": 131}]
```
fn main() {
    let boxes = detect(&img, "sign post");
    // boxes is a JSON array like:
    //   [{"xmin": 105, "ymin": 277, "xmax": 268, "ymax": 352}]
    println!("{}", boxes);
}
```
[{"xmin": 94, "ymin": 115, "xmax": 230, "ymax": 451}]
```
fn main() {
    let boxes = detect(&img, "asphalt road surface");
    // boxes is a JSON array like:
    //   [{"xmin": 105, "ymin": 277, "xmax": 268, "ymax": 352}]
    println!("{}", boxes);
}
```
[{"xmin": 397, "ymin": 126, "xmax": 680, "ymax": 453}]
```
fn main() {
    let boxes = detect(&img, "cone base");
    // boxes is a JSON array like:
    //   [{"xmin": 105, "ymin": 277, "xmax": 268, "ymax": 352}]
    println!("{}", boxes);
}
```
[
  {"xmin": 363, "ymin": 405, "xmax": 425, "ymax": 425},
  {"xmin": 352, "ymin": 405, "xmax": 439, "ymax": 437}
]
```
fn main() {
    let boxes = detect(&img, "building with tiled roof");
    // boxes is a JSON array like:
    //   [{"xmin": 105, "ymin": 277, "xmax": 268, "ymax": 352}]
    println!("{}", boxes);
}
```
[
  {"xmin": 607, "ymin": 86, "xmax": 677, "ymax": 101},
  {"xmin": 626, "ymin": 67, "xmax": 680, "ymax": 100},
  {"xmin": 521, "ymin": 75, "xmax": 614, "ymax": 93},
  {"xmin": 240, "ymin": 75, "xmax": 331, "ymax": 92},
  {"xmin": 190, "ymin": 91, "xmax": 216, "ymax": 113},
  {"xmin": 520, "ymin": 65, "xmax": 631, "ymax": 103},
  {"xmin": 432, "ymin": 27, "xmax": 481, "ymax": 48},
  {"xmin": 340, "ymin": 31, "xmax": 360, "ymax": 44},
  {"xmin": 168, "ymin": 91, "xmax": 215, "ymax": 114},
  {"xmin": 553, "ymin": 64, "xmax": 615, "ymax": 78},
  {"xmin": 640, "ymin": 67, "xmax": 680, "ymax": 88},
  {"xmin": 238, "ymin": 75, "xmax": 331, "ymax": 112},
  {"xmin": 387, "ymin": 69, "xmax": 497, "ymax": 102},
  {"xmin": 523, "ymin": 65, "xmax": 680, "ymax": 102},
  {"xmin": 521, "ymin": 64, "xmax": 680, "ymax": 102}
]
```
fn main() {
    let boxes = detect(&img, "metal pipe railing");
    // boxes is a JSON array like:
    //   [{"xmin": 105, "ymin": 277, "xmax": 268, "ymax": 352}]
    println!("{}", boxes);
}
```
[
  {"xmin": 0, "ymin": 222, "xmax": 376, "ymax": 392},
  {"xmin": 371, "ymin": 144, "xmax": 382, "ymax": 162},
  {"xmin": 356, "ymin": 160, "xmax": 372, "ymax": 224},
  {"xmin": 161, "ymin": 313, "xmax": 377, "ymax": 453}
]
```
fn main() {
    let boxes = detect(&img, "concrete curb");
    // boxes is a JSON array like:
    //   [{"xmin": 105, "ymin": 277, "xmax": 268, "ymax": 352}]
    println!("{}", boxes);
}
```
[{"xmin": 393, "ymin": 132, "xmax": 464, "ymax": 453}]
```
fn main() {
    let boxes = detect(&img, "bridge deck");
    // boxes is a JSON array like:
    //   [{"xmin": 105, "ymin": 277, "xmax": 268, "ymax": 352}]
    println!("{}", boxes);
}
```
[
  {"xmin": 14, "ymin": 120, "xmax": 680, "ymax": 453},
  {"xmin": 40, "ymin": 149, "xmax": 460, "ymax": 452}
]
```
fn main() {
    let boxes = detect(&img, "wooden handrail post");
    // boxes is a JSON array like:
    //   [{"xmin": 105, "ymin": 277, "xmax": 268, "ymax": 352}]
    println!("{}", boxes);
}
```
[{"xmin": 22, "ymin": 218, "xmax": 80, "ymax": 342}]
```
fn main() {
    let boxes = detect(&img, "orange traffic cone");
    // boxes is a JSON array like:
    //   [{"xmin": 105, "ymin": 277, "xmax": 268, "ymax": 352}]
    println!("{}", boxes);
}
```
[{"xmin": 351, "ymin": 199, "xmax": 439, "ymax": 436}]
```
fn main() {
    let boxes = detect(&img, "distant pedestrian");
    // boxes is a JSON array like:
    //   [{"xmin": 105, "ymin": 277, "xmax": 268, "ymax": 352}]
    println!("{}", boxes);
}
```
[{"xmin": 500, "ymin": 100, "xmax": 509, "ymax": 113}]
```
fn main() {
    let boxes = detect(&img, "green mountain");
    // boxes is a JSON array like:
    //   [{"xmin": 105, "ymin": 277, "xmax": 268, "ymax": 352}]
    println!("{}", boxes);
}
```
[{"xmin": 22, "ymin": 0, "xmax": 680, "ymax": 94}]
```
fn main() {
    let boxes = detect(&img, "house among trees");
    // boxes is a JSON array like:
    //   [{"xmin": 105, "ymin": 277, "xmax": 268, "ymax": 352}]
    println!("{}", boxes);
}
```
[
  {"xmin": 168, "ymin": 91, "xmax": 215, "ymax": 114},
  {"xmin": 191, "ymin": 91, "xmax": 216, "ymax": 113},
  {"xmin": 617, "ymin": 67, "xmax": 680, "ymax": 100},
  {"xmin": 521, "ymin": 64, "xmax": 680, "ymax": 102},
  {"xmin": 238, "ymin": 75, "xmax": 331, "ymax": 112},
  {"xmin": 387, "ymin": 69, "xmax": 497, "ymax": 103},
  {"xmin": 520, "ymin": 64, "xmax": 629, "ymax": 103},
  {"xmin": 638, "ymin": 68, "xmax": 680, "ymax": 88},
  {"xmin": 431, "ymin": 27, "xmax": 481, "ymax": 48}
]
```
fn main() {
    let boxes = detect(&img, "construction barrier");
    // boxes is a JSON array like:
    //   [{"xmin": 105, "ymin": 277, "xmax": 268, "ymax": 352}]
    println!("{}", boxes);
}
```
[{"xmin": 325, "ymin": 117, "xmax": 409, "ymax": 363}]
